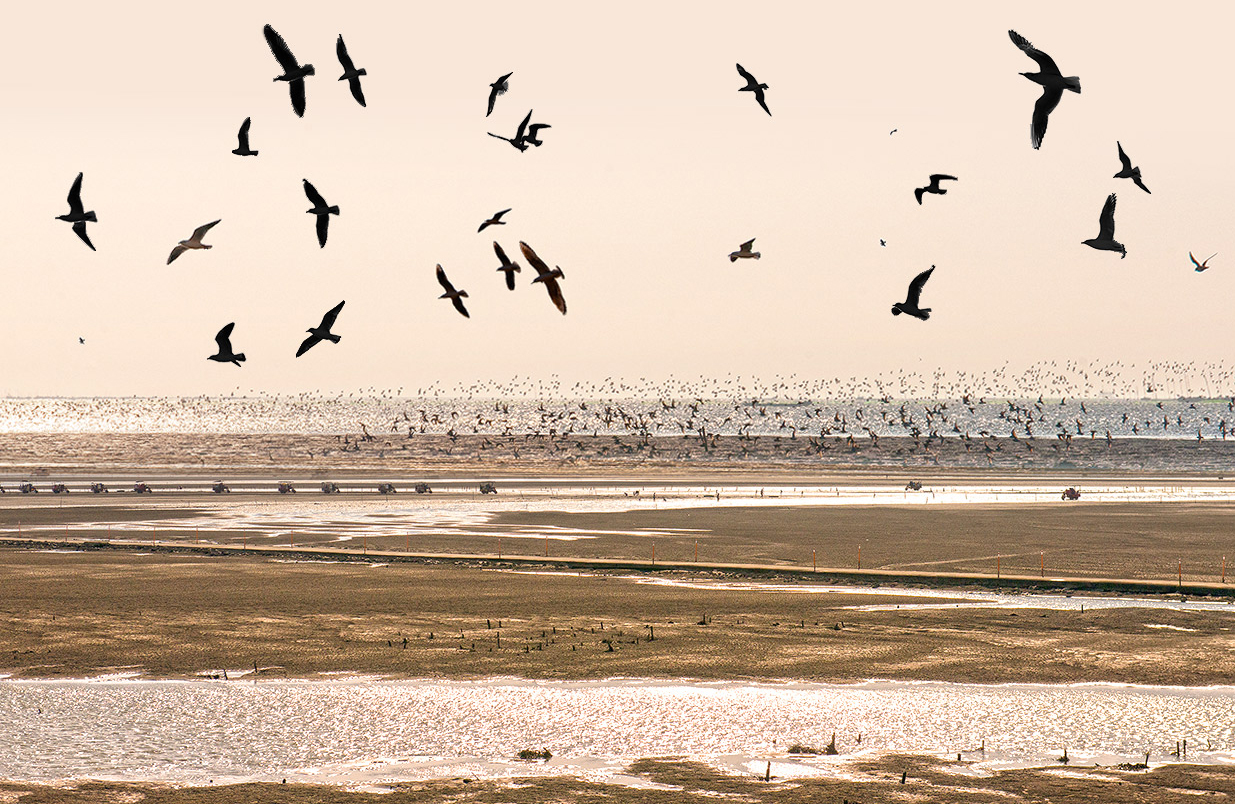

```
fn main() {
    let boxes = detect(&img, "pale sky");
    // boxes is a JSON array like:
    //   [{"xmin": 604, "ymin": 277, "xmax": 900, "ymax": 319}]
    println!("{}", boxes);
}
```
[{"xmin": 2, "ymin": 1, "xmax": 1231, "ymax": 396}]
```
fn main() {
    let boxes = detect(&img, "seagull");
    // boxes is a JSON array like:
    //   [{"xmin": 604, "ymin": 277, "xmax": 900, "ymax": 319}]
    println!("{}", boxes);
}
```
[
  {"xmin": 303, "ymin": 180, "xmax": 340, "ymax": 248},
  {"xmin": 296, "ymin": 301, "xmax": 345, "ymax": 357},
  {"xmin": 436, "ymin": 265, "xmax": 470, "ymax": 318},
  {"xmin": 478, "ymin": 208, "xmax": 511, "ymax": 233},
  {"xmin": 1114, "ymin": 142, "xmax": 1150, "ymax": 194},
  {"xmin": 208, "ymin": 323, "xmax": 246, "ymax": 367},
  {"xmin": 1008, "ymin": 30, "xmax": 1080, "ymax": 149},
  {"xmin": 336, "ymin": 35, "xmax": 367, "ymax": 107},
  {"xmin": 729, "ymin": 239, "xmax": 760, "ymax": 262},
  {"xmin": 167, "ymin": 220, "xmax": 221, "ymax": 264},
  {"xmin": 488, "ymin": 109, "xmax": 532, "ymax": 151},
  {"xmin": 264, "ymin": 24, "xmax": 315, "ymax": 117},
  {"xmin": 889, "ymin": 128, "xmax": 898, "ymax": 135},
  {"xmin": 78, "ymin": 337, "xmax": 85, "ymax": 345},
  {"xmin": 879, "ymin": 239, "xmax": 887, "ymax": 247},
  {"xmin": 56, "ymin": 172, "xmax": 97, "ymax": 251},
  {"xmin": 494, "ymin": 242, "xmax": 521, "ymax": 290},
  {"xmin": 487, "ymin": 72, "xmax": 512, "ymax": 117},
  {"xmin": 519, "ymin": 241, "xmax": 567, "ymax": 315},
  {"xmin": 914, "ymin": 174, "xmax": 957, "ymax": 204},
  {"xmin": 232, "ymin": 117, "xmax": 258, "ymax": 156},
  {"xmin": 1190, "ymin": 252, "xmax": 1217, "ymax": 272},
  {"xmin": 1082, "ymin": 193, "xmax": 1126, "ymax": 259},
  {"xmin": 892, "ymin": 266, "xmax": 935, "ymax": 320},
  {"xmin": 736, "ymin": 64, "xmax": 770, "ymax": 116},
  {"xmin": 523, "ymin": 124, "xmax": 551, "ymax": 147}
]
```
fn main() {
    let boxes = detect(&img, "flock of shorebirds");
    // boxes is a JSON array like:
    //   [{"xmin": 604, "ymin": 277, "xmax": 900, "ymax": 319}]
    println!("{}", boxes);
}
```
[{"xmin": 52, "ymin": 26, "xmax": 1215, "ymax": 371}]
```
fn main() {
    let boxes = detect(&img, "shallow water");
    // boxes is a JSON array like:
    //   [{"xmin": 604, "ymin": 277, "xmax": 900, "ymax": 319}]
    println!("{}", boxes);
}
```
[{"xmin": 0, "ymin": 677, "xmax": 1230, "ymax": 785}]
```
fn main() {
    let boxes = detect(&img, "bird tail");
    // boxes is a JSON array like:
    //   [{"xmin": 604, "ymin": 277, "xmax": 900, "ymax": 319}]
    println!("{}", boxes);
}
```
[
  {"xmin": 233, "ymin": 353, "xmax": 246, "ymax": 364},
  {"xmin": 84, "ymin": 211, "xmax": 98, "ymax": 222},
  {"xmin": 1064, "ymin": 76, "xmax": 1080, "ymax": 94},
  {"xmin": 303, "ymin": 65, "xmax": 316, "ymax": 76},
  {"xmin": 752, "ymin": 253, "xmax": 761, "ymax": 259},
  {"xmin": 920, "ymin": 309, "xmax": 931, "ymax": 320},
  {"xmin": 328, "ymin": 205, "xmax": 340, "ymax": 215},
  {"xmin": 327, "ymin": 334, "xmax": 341, "ymax": 344}
]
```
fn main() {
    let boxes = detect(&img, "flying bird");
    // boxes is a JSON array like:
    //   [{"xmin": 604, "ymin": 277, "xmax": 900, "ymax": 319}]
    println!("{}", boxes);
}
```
[
  {"xmin": 303, "ymin": 180, "xmax": 340, "ymax": 247},
  {"xmin": 494, "ymin": 242, "xmax": 521, "ymax": 290},
  {"xmin": 523, "ymin": 124, "xmax": 551, "ymax": 147},
  {"xmin": 914, "ymin": 174, "xmax": 957, "ymax": 204},
  {"xmin": 736, "ymin": 64, "xmax": 770, "ymax": 116},
  {"xmin": 519, "ymin": 241, "xmax": 567, "ymax": 315},
  {"xmin": 167, "ymin": 220, "xmax": 221, "ymax": 264},
  {"xmin": 478, "ymin": 208, "xmax": 511, "ymax": 233},
  {"xmin": 1190, "ymin": 252, "xmax": 1217, "ymax": 272},
  {"xmin": 208, "ymin": 323, "xmax": 246, "ymax": 367},
  {"xmin": 1082, "ymin": 194, "xmax": 1126, "ymax": 259},
  {"xmin": 1008, "ymin": 30, "xmax": 1080, "ymax": 149},
  {"xmin": 892, "ymin": 266, "xmax": 935, "ymax": 320},
  {"xmin": 78, "ymin": 337, "xmax": 85, "ymax": 345},
  {"xmin": 486, "ymin": 72, "xmax": 512, "ymax": 117},
  {"xmin": 56, "ymin": 172, "xmax": 97, "ymax": 251},
  {"xmin": 436, "ymin": 265, "xmax": 470, "ymax": 318},
  {"xmin": 264, "ymin": 24, "xmax": 315, "ymax": 117},
  {"xmin": 296, "ymin": 301, "xmax": 345, "ymax": 357},
  {"xmin": 336, "ymin": 35, "xmax": 367, "ymax": 107},
  {"xmin": 729, "ymin": 239, "xmax": 760, "ymax": 262},
  {"xmin": 488, "ymin": 109, "xmax": 532, "ymax": 151},
  {"xmin": 1114, "ymin": 142, "xmax": 1150, "ymax": 194},
  {"xmin": 232, "ymin": 117, "xmax": 258, "ymax": 156}
]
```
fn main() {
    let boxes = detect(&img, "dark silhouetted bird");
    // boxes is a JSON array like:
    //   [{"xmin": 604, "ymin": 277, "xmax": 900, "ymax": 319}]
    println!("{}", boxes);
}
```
[
  {"xmin": 478, "ymin": 208, "xmax": 511, "ymax": 233},
  {"xmin": 1114, "ymin": 142, "xmax": 1150, "ymax": 194},
  {"xmin": 729, "ymin": 238, "xmax": 760, "ymax": 262},
  {"xmin": 303, "ymin": 180, "xmax": 340, "ymax": 248},
  {"xmin": 264, "ymin": 24, "xmax": 315, "ymax": 117},
  {"xmin": 296, "ymin": 301, "xmax": 345, "ymax": 357},
  {"xmin": 78, "ymin": 337, "xmax": 85, "ymax": 345},
  {"xmin": 167, "ymin": 220, "xmax": 221, "ymax": 264},
  {"xmin": 1082, "ymin": 194, "xmax": 1126, "ymax": 258},
  {"xmin": 336, "ymin": 35, "xmax": 367, "ymax": 107},
  {"xmin": 487, "ymin": 72, "xmax": 512, "ymax": 117},
  {"xmin": 1190, "ymin": 252, "xmax": 1217, "ymax": 272},
  {"xmin": 1008, "ymin": 30, "xmax": 1080, "ymax": 149},
  {"xmin": 436, "ymin": 265, "xmax": 470, "ymax": 318},
  {"xmin": 892, "ymin": 266, "xmax": 935, "ymax": 320},
  {"xmin": 209, "ymin": 323, "xmax": 246, "ymax": 367},
  {"xmin": 914, "ymin": 174, "xmax": 957, "ymax": 204},
  {"xmin": 56, "ymin": 172, "xmax": 97, "ymax": 251},
  {"xmin": 494, "ymin": 242, "xmax": 521, "ymax": 290},
  {"xmin": 736, "ymin": 64, "xmax": 770, "ymax": 115},
  {"xmin": 488, "ymin": 109, "xmax": 532, "ymax": 151},
  {"xmin": 232, "ymin": 117, "xmax": 258, "ymax": 156},
  {"xmin": 520, "ymin": 241, "xmax": 567, "ymax": 315},
  {"xmin": 523, "ymin": 124, "xmax": 551, "ymax": 147}
]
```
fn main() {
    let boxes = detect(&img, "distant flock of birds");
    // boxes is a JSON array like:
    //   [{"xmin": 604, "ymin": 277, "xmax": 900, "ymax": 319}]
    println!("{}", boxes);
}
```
[{"xmin": 53, "ymin": 26, "xmax": 1215, "ymax": 370}]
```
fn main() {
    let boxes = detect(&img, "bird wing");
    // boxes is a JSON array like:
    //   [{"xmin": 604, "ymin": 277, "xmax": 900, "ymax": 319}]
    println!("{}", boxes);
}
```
[
  {"xmin": 303, "ymin": 180, "xmax": 327, "ymax": 207},
  {"xmin": 215, "ymin": 323, "xmax": 235, "ymax": 351},
  {"xmin": 494, "ymin": 208, "xmax": 511, "ymax": 220},
  {"xmin": 753, "ymin": 87, "xmax": 771, "ymax": 116},
  {"xmin": 914, "ymin": 187, "xmax": 925, "ymax": 205},
  {"xmin": 316, "ymin": 213, "xmax": 330, "ymax": 247},
  {"xmin": 906, "ymin": 266, "xmax": 935, "ymax": 307},
  {"xmin": 167, "ymin": 244, "xmax": 186, "ymax": 264},
  {"xmin": 544, "ymin": 277, "xmax": 567, "ymax": 315},
  {"xmin": 740, "ymin": 238, "xmax": 755, "ymax": 251},
  {"xmin": 436, "ymin": 264, "xmax": 456, "ymax": 294},
  {"xmin": 1008, "ymin": 30, "xmax": 1062, "ymax": 75},
  {"xmin": 348, "ymin": 77, "xmax": 366, "ymax": 107},
  {"xmin": 515, "ymin": 109, "xmax": 532, "ymax": 141},
  {"xmin": 264, "ymin": 24, "xmax": 301, "ymax": 72},
  {"xmin": 335, "ymin": 35, "xmax": 355, "ymax": 72},
  {"xmin": 237, "ymin": 117, "xmax": 252, "ymax": 149},
  {"xmin": 452, "ymin": 296, "xmax": 470, "ymax": 318},
  {"xmin": 289, "ymin": 78, "xmax": 307, "ymax": 117},
  {"xmin": 520, "ymin": 241, "xmax": 552, "ymax": 277},
  {"xmin": 190, "ymin": 219, "xmax": 221, "ymax": 242},
  {"xmin": 72, "ymin": 220, "xmax": 95, "ymax": 251},
  {"xmin": 527, "ymin": 124, "xmax": 550, "ymax": 134},
  {"xmin": 319, "ymin": 300, "xmax": 345, "ymax": 330},
  {"xmin": 931, "ymin": 174, "xmax": 957, "ymax": 185},
  {"xmin": 493, "ymin": 241, "xmax": 511, "ymax": 264},
  {"xmin": 1116, "ymin": 141, "xmax": 1132, "ymax": 171},
  {"xmin": 1132, "ymin": 175, "xmax": 1150, "ymax": 194},
  {"xmin": 66, "ymin": 172, "xmax": 85, "ymax": 215},
  {"xmin": 477, "ymin": 220, "xmax": 491, "ymax": 233},
  {"xmin": 295, "ymin": 333, "xmax": 320, "ymax": 357},
  {"xmin": 486, "ymin": 87, "xmax": 498, "ymax": 117},
  {"xmin": 486, "ymin": 72, "xmax": 511, "ymax": 116},
  {"xmin": 503, "ymin": 270, "xmax": 516, "ymax": 290},
  {"xmin": 1030, "ymin": 87, "xmax": 1062, "ymax": 149},
  {"xmin": 1097, "ymin": 194, "xmax": 1117, "ymax": 240},
  {"xmin": 735, "ymin": 63, "xmax": 757, "ymax": 86},
  {"xmin": 1190, "ymin": 252, "xmax": 1201, "ymax": 269}
]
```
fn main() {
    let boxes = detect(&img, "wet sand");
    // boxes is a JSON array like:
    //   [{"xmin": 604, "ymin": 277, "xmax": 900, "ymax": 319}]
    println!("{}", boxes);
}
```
[{"xmin": 2, "ymin": 757, "xmax": 1232, "ymax": 803}]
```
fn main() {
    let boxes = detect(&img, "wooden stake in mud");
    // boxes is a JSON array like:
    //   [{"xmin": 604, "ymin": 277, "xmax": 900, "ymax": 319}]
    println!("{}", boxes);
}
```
[
  {"xmin": 405, "ymin": 533, "xmax": 409, "ymax": 552},
  {"xmin": 996, "ymin": 556, "xmax": 1000, "ymax": 579},
  {"xmin": 1179, "ymin": 559, "xmax": 1183, "ymax": 589},
  {"xmin": 652, "ymin": 542, "xmax": 655, "ymax": 566},
  {"xmin": 544, "ymin": 535, "xmax": 549, "ymax": 557},
  {"xmin": 695, "ymin": 540, "xmax": 698, "ymax": 562},
  {"xmin": 857, "ymin": 545, "xmax": 861, "ymax": 569},
  {"xmin": 1223, "ymin": 556, "xmax": 1227, "ymax": 584},
  {"xmin": 1040, "ymin": 551, "xmax": 1044, "ymax": 578},
  {"xmin": 813, "ymin": 549, "xmax": 817, "ymax": 572}
]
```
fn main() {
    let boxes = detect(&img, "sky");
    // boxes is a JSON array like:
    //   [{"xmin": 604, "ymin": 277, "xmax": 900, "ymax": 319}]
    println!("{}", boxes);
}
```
[{"xmin": 2, "ymin": 1, "xmax": 1233, "ymax": 397}]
